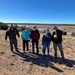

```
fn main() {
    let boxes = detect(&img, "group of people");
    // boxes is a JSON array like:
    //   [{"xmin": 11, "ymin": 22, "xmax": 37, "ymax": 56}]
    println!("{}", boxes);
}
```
[{"xmin": 5, "ymin": 23, "xmax": 67, "ymax": 60}]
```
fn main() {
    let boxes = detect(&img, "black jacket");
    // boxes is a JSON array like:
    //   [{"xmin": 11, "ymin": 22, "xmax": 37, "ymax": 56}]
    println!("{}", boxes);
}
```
[
  {"xmin": 52, "ymin": 29, "xmax": 67, "ymax": 44},
  {"xmin": 5, "ymin": 27, "xmax": 20, "ymax": 40}
]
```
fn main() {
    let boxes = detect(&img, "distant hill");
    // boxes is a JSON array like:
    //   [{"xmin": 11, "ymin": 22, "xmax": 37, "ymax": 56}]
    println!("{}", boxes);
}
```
[{"xmin": 5, "ymin": 23, "xmax": 75, "ymax": 26}]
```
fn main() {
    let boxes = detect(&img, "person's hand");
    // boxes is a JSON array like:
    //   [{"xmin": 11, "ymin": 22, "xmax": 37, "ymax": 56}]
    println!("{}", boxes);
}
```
[{"xmin": 63, "ymin": 28, "xmax": 66, "ymax": 32}]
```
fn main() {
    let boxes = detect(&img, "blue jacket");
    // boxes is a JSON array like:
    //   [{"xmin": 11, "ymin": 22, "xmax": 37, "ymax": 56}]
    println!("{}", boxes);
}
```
[
  {"xmin": 42, "ymin": 33, "xmax": 52, "ymax": 44},
  {"xmin": 21, "ymin": 30, "xmax": 30, "ymax": 40}
]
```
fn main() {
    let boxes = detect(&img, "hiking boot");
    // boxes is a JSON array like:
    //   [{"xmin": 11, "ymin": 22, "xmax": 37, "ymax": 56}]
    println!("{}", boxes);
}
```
[
  {"xmin": 16, "ymin": 50, "xmax": 19, "ymax": 52},
  {"xmin": 11, "ymin": 50, "xmax": 13, "ymax": 52},
  {"xmin": 62, "ymin": 57, "xmax": 65, "ymax": 61},
  {"xmin": 23, "ymin": 49, "xmax": 25, "ymax": 53},
  {"xmin": 54, "ymin": 57, "xmax": 57, "ymax": 59}
]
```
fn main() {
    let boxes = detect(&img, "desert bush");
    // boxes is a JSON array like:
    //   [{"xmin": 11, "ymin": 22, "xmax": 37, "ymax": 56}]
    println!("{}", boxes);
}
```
[
  {"xmin": 19, "ymin": 26, "xmax": 26, "ymax": 32},
  {"xmin": 19, "ymin": 26, "xmax": 32, "ymax": 32},
  {"xmin": 71, "ymin": 32, "xmax": 75, "ymax": 37},
  {"xmin": 28, "ymin": 27, "xmax": 32, "ymax": 32},
  {"xmin": 0, "ymin": 22, "xmax": 9, "ymax": 30},
  {"xmin": 42, "ymin": 30, "xmax": 46, "ymax": 33},
  {"xmin": 14, "ymin": 24, "xmax": 18, "ymax": 28}
]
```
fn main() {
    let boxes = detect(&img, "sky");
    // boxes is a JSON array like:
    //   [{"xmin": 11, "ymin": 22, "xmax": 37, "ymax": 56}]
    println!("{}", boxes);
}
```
[{"xmin": 0, "ymin": 0, "xmax": 75, "ymax": 24}]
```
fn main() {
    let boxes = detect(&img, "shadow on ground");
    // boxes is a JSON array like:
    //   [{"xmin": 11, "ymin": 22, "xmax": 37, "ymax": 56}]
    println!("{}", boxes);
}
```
[{"xmin": 13, "ymin": 51, "xmax": 75, "ymax": 73}]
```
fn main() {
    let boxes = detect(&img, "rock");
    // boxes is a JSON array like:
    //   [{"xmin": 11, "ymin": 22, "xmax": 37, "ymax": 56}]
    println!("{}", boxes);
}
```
[
  {"xmin": 10, "ymin": 63, "xmax": 14, "ymax": 66},
  {"xmin": 0, "ymin": 52, "xmax": 5, "ymax": 55}
]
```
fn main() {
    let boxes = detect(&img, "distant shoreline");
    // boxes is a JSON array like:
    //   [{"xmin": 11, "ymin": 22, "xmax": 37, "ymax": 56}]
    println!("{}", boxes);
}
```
[{"xmin": 5, "ymin": 23, "xmax": 75, "ymax": 26}]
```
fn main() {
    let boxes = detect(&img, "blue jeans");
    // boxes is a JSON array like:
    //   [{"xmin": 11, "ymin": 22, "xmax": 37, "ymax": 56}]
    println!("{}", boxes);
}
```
[{"xmin": 43, "ymin": 43, "xmax": 50, "ymax": 55}]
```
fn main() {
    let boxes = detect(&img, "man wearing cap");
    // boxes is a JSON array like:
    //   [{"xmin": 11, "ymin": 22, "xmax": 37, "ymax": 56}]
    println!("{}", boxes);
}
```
[
  {"xmin": 52, "ymin": 26, "xmax": 67, "ymax": 60},
  {"xmin": 21, "ymin": 26, "xmax": 30, "ymax": 52},
  {"xmin": 5, "ymin": 23, "xmax": 20, "ymax": 52},
  {"xmin": 30, "ymin": 26, "xmax": 40, "ymax": 54}
]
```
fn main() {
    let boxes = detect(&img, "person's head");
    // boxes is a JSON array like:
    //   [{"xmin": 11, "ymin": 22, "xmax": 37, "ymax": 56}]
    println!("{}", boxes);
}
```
[
  {"xmin": 33, "ymin": 25, "xmax": 36, "ymax": 31},
  {"xmin": 46, "ymin": 27, "xmax": 50, "ymax": 33},
  {"xmin": 25, "ymin": 26, "xmax": 29, "ymax": 31},
  {"xmin": 10, "ymin": 23, "xmax": 13, "ymax": 28},
  {"xmin": 53, "ymin": 26, "xmax": 58, "ymax": 30}
]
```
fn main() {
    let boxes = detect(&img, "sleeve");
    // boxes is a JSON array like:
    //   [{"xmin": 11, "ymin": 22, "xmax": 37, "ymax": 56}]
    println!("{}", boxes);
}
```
[
  {"xmin": 50, "ymin": 34, "xmax": 52, "ymax": 42},
  {"xmin": 5, "ymin": 31, "xmax": 9, "ymax": 40},
  {"xmin": 30, "ymin": 31, "xmax": 33, "ymax": 39},
  {"xmin": 16, "ymin": 29, "xmax": 20, "ymax": 38},
  {"xmin": 38, "ymin": 31, "xmax": 40, "ymax": 39},
  {"xmin": 63, "ymin": 32, "xmax": 67, "ymax": 35},
  {"xmin": 53, "ymin": 32, "xmax": 55, "ymax": 35},
  {"xmin": 42, "ymin": 35, "xmax": 44, "ymax": 45},
  {"xmin": 52, "ymin": 32, "xmax": 55, "ymax": 41},
  {"xmin": 61, "ymin": 30, "xmax": 67, "ymax": 35}
]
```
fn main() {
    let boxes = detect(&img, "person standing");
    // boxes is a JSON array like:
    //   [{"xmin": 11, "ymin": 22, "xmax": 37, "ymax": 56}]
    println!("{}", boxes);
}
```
[
  {"xmin": 42, "ymin": 28, "xmax": 52, "ymax": 55},
  {"xmin": 5, "ymin": 23, "xmax": 20, "ymax": 52},
  {"xmin": 21, "ymin": 26, "xmax": 30, "ymax": 53},
  {"xmin": 30, "ymin": 26, "xmax": 40, "ymax": 54},
  {"xmin": 52, "ymin": 26, "xmax": 67, "ymax": 60}
]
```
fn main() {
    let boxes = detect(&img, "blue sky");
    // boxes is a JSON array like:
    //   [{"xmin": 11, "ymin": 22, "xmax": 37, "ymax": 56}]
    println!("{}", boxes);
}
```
[{"xmin": 0, "ymin": 0, "xmax": 75, "ymax": 24}]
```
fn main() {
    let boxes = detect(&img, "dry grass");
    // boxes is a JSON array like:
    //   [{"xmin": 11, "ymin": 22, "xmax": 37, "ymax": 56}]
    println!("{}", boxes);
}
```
[{"xmin": 0, "ymin": 26, "xmax": 75, "ymax": 75}]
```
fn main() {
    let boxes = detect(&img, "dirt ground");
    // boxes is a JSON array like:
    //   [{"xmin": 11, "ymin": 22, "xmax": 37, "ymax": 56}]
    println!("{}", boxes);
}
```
[{"xmin": 0, "ymin": 26, "xmax": 75, "ymax": 75}]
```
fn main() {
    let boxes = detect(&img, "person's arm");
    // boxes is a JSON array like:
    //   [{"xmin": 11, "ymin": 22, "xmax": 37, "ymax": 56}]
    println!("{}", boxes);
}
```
[
  {"xmin": 16, "ymin": 29, "xmax": 20, "ymax": 38},
  {"xmin": 50, "ymin": 34, "xmax": 52, "ymax": 42},
  {"xmin": 51, "ymin": 32, "xmax": 55, "ymax": 41},
  {"xmin": 5, "ymin": 31, "xmax": 9, "ymax": 40},
  {"xmin": 42, "ymin": 35, "xmax": 44, "ymax": 45},
  {"xmin": 38, "ymin": 31, "xmax": 40, "ymax": 39},
  {"xmin": 30, "ymin": 31, "xmax": 32, "ymax": 39},
  {"xmin": 61, "ymin": 29, "xmax": 67, "ymax": 35}
]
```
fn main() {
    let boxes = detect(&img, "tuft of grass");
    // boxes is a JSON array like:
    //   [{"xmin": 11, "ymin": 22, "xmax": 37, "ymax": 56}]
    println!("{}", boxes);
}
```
[{"xmin": 71, "ymin": 32, "xmax": 75, "ymax": 37}]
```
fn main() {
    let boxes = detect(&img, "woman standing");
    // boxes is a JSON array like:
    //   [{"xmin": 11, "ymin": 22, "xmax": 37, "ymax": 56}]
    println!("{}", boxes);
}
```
[
  {"xmin": 42, "ymin": 28, "xmax": 52, "ymax": 55},
  {"xmin": 21, "ymin": 26, "xmax": 30, "ymax": 53},
  {"xmin": 30, "ymin": 26, "xmax": 40, "ymax": 54}
]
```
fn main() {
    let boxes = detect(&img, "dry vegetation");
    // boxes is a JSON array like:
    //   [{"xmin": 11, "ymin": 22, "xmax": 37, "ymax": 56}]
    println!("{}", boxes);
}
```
[{"xmin": 0, "ymin": 25, "xmax": 75, "ymax": 75}]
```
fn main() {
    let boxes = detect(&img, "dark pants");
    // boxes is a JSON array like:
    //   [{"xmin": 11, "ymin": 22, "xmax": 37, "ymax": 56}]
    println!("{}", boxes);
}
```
[
  {"xmin": 32, "ymin": 40, "xmax": 39, "ymax": 54},
  {"xmin": 53, "ymin": 43, "xmax": 64, "ymax": 59},
  {"xmin": 22, "ymin": 40, "xmax": 29, "ymax": 51},
  {"xmin": 9, "ymin": 39, "xmax": 18, "ymax": 52}
]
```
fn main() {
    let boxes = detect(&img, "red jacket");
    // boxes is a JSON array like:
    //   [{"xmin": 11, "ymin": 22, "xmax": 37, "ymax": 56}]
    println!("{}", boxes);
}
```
[{"xmin": 30, "ymin": 29, "xmax": 40, "ymax": 40}]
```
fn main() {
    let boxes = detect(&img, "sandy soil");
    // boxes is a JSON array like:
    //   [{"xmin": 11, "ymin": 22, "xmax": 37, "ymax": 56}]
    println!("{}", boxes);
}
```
[{"xmin": 0, "ymin": 26, "xmax": 75, "ymax": 75}]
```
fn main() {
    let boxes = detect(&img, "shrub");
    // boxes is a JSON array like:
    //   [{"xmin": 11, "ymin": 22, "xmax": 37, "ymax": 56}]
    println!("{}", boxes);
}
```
[
  {"xmin": 0, "ymin": 22, "xmax": 9, "ymax": 30},
  {"xmin": 71, "ymin": 32, "xmax": 75, "ymax": 37},
  {"xmin": 19, "ymin": 26, "xmax": 26, "ymax": 32},
  {"xmin": 28, "ymin": 27, "xmax": 32, "ymax": 32},
  {"xmin": 14, "ymin": 24, "xmax": 18, "ymax": 28},
  {"xmin": 42, "ymin": 30, "xmax": 46, "ymax": 33}
]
